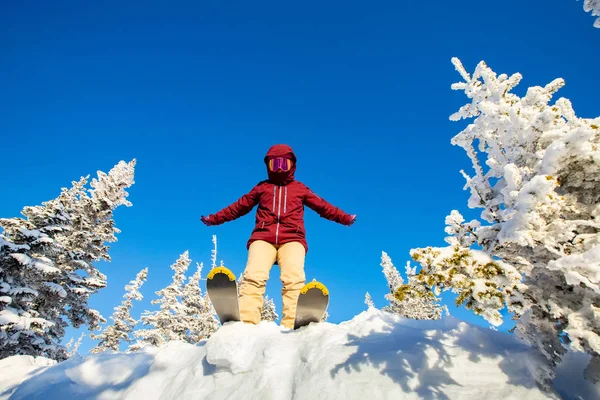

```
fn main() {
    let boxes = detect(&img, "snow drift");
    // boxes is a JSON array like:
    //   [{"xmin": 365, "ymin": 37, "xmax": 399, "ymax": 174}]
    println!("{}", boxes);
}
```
[{"xmin": 0, "ymin": 310, "xmax": 596, "ymax": 399}]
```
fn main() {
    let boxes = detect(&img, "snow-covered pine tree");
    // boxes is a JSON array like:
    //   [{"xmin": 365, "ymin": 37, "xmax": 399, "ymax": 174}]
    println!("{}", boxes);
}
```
[
  {"xmin": 381, "ymin": 251, "xmax": 444, "ymax": 320},
  {"xmin": 582, "ymin": 0, "xmax": 600, "ymax": 27},
  {"xmin": 65, "ymin": 332, "xmax": 85, "ymax": 358},
  {"xmin": 51, "ymin": 160, "xmax": 136, "ymax": 338},
  {"xmin": 90, "ymin": 268, "xmax": 148, "ymax": 353},
  {"xmin": 131, "ymin": 252, "xmax": 190, "ymax": 349},
  {"xmin": 364, "ymin": 292, "xmax": 375, "ymax": 309},
  {"xmin": 179, "ymin": 262, "xmax": 218, "ymax": 343},
  {"xmin": 64, "ymin": 336, "xmax": 75, "ymax": 355},
  {"xmin": 261, "ymin": 296, "xmax": 279, "ymax": 322},
  {"xmin": 0, "ymin": 160, "xmax": 136, "ymax": 361},
  {"xmin": 180, "ymin": 262, "xmax": 203, "ymax": 343},
  {"xmin": 410, "ymin": 57, "xmax": 600, "ymax": 385},
  {"xmin": 0, "ymin": 196, "xmax": 70, "ymax": 360},
  {"xmin": 202, "ymin": 291, "xmax": 216, "ymax": 326},
  {"xmin": 381, "ymin": 251, "xmax": 403, "ymax": 294}
]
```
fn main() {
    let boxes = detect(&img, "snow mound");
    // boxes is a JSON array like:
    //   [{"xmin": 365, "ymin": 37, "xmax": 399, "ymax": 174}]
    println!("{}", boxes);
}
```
[
  {"xmin": 1, "ymin": 310, "xmax": 596, "ymax": 399},
  {"xmin": 0, "ymin": 355, "xmax": 56, "ymax": 399}
]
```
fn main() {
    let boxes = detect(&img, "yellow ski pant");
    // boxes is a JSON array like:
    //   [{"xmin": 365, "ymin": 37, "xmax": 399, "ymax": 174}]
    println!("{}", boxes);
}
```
[{"xmin": 239, "ymin": 240, "xmax": 306, "ymax": 328}]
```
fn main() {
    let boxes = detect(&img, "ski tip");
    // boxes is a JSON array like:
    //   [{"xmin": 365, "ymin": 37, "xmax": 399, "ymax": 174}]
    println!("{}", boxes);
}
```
[
  {"xmin": 300, "ymin": 281, "xmax": 328, "ymax": 296},
  {"xmin": 207, "ymin": 266, "xmax": 236, "ymax": 281}
]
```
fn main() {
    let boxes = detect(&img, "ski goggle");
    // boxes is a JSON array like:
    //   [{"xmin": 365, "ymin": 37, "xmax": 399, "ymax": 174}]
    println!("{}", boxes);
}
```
[{"xmin": 268, "ymin": 157, "xmax": 293, "ymax": 172}]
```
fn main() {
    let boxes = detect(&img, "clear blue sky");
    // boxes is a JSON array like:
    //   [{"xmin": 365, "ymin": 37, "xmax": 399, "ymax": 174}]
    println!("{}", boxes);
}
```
[{"xmin": 1, "ymin": 1, "xmax": 598, "ymax": 354}]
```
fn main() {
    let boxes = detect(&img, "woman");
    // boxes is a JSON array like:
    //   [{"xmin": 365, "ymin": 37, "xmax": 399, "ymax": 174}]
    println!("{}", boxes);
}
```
[{"xmin": 201, "ymin": 144, "xmax": 356, "ymax": 328}]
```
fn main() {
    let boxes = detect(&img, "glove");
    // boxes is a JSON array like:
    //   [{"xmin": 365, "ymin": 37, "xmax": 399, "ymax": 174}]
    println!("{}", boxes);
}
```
[
  {"xmin": 201, "ymin": 216, "xmax": 214, "ymax": 226},
  {"xmin": 347, "ymin": 214, "xmax": 357, "ymax": 226}
]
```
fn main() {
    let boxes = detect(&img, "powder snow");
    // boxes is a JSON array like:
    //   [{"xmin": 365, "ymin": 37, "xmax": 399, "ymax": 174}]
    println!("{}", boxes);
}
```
[{"xmin": 0, "ymin": 310, "xmax": 596, "ymax": 399}]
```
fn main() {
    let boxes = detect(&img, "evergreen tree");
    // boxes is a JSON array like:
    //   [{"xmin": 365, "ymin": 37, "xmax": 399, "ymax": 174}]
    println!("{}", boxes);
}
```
[
  {"xmin": 412, "ymin": 57, "xmax": 600, "ymax": 385},
  {"xmin": 0, "ymin": 160, "xmax": 136, "ymax": 360},
  {"xmin": 65, "ymin": 332, "xmax": 85, "ymax": 358},
  {"xmin": 90, "ymin": 268, "xmax": 148, "ymax": 353},
  {"xmin": 179, "ymin": 262, "xmax": 218, "ymax": 343},
  {"xmin": 261, "ymin": 296, "xmax": 279, "ymax": 322},
  {"xmin": 364, "ymin": 292, "xmax": 375, "ymax": 309},
  {"xmin": 381, "ymin": 251, "xmax": 444, "ymax": 320},
  {"xmin": 132, "ymin": 252, "xmax": 190, "ymax": 349}
]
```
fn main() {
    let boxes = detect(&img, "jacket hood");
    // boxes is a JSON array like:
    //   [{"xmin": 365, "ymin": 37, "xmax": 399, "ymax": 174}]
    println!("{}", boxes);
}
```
[{"xmin": 264, "ymin": 144, "xmax": 296, "ymax": 185}]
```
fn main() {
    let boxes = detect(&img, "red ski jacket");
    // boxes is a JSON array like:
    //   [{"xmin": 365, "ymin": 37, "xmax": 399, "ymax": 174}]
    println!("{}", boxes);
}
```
[{"xmin": 202, "ymin": 144, "xmax": 354, "ymax": 253}]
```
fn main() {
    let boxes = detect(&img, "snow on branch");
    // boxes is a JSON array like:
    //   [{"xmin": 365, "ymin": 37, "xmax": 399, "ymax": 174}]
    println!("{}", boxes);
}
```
[
  {"xmin": 90, "ymin": 159, "xmax": 136, "ymax": 209},
  {"xmin": 582, "ymin": 0, "xmax": 600, "ymax": 27}
]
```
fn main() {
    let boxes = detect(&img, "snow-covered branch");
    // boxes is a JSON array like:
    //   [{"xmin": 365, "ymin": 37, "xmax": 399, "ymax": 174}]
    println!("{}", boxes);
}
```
[{"xmin": 582, "ymin": 0, "xmax": 600, "ymax": 27}]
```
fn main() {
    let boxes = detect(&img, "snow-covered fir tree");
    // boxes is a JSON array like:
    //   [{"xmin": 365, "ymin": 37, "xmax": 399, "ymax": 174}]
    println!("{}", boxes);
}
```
[
  {"xmin": 90, "ymin": 268, "xmax": 148, "ymax": 354},
  {"xmin": 261, "ymin": 296, "xmax": 279, "ymax": 322},
  {"xmin": 582, "ymin": 0, "xmax": 600, "ymax": 27},
  {"xmin": 381, "ymin": 251, "xmax": 444, "ymax": 320},
  {"xmin": 131, "ymin": 252, "xmax": 190, "ymax": 350},
  {"xmin": 65, "ymin": 332, "xmax": 85, "ymax": 358},
  {"xmin": 411, "ymin": 57, "xmax": 600, "ymax": 386},
  {"xmin": 364, "ymin": 292, "xmax": 375, "ymax": 309},
  {"xmin": 56, "ymin": 160, "xmax": 136, "ymax": 337},
  {"xmin": 0, "ymin": 203, "xmax": 70, "ymax": 361},
  {"xmin": 381, "ymin": 251, "xmax": 403, "ymax": 293},
  {"xmin": 0, "ymin": 160, "xmax": 136, "ymax": 361},
  {"xmin": 178, "ymin": 262, "xmax": 218, "ymax": 343},
  {"xmin": 64, "ymin": 336, "xmax": 76, "ymax": 355},
  {"xmin": 201, "ymin": 292, "xmax": 217, "ymax": 336}
]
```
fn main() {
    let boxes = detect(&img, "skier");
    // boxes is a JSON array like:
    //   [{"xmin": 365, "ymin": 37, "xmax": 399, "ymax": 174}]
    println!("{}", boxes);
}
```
[{"xmin": 200, "ymin": 144, "xmax": 356, "ymax": 329}]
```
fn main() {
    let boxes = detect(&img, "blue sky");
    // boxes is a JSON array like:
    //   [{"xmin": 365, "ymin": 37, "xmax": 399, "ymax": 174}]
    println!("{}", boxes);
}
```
[{"xmin": 1, "ymin": 1, "xmax": 598, "ymax": 354}]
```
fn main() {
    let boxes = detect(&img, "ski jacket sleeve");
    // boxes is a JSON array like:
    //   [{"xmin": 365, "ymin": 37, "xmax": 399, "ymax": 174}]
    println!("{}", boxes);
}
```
[
  {"xmin": 303, "ymin": 185, "xmax": 354, "ymax": 226},
  {"xmin": 206, "ymin": 185, "xmax": 261, "ymax": 225}
]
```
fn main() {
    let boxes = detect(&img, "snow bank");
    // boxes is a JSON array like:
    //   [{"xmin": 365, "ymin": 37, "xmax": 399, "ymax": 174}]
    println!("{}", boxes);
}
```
[
  {"xmin": 0, "ymin": 355, "xmax": 55, "ymax": 399},
  {"xmin": 1, "ymin": 310, "xmax": 597, "ymax": 399}
]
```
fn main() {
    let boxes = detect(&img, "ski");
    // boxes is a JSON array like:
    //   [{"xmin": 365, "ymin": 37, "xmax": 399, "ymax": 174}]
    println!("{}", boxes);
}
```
[
  {"xmin": 293, "ymin": 280, "xmax": 329, "ymax": 330},
  {"xmin": 206, "ymin": 266, "xmax": 240, "ymax": 324}
]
